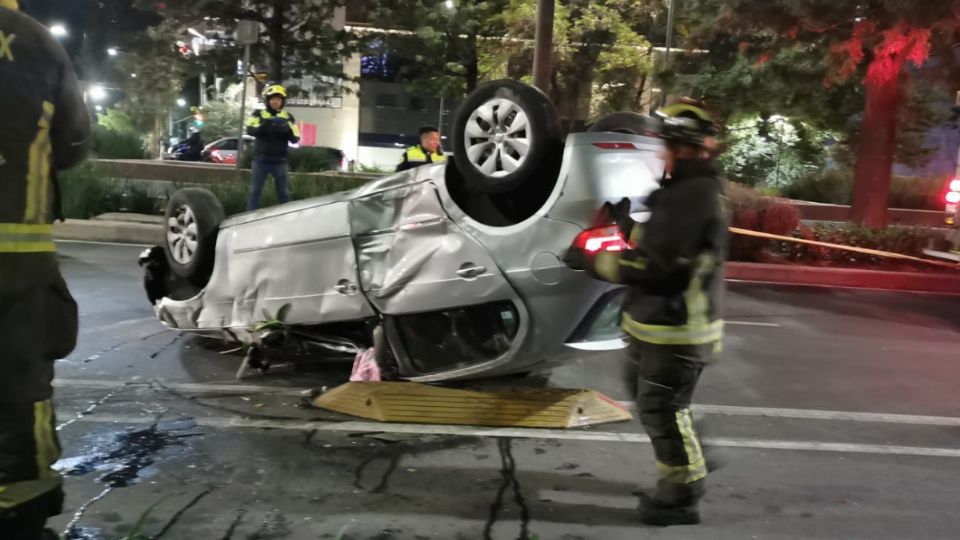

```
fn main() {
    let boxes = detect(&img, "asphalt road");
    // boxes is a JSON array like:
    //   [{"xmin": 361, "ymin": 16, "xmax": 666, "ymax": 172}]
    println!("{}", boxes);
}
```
[{"xmin": 45, "ymin": 241, "xmax": 960, "ymax": 540}]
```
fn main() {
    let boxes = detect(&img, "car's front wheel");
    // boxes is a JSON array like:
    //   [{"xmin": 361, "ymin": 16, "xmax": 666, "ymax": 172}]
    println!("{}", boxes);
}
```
[{"xmin": 164, "ymin": 188, "xmax": 224, "ymax": 287}]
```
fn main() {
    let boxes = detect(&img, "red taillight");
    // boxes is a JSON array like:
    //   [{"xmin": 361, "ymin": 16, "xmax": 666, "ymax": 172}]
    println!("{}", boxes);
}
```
[
  {"xmin": 573, "ymin": 226, "xmax": 630, "ymax": 253},
  {"xmin": 947, "ymin": 191, "xmax": 960, "ymax": 204},
  {"xmin": 950, "ymin": 179, "xmax": 960, "ymax": 192},
  {"xmin": 592, "ymin": 142, "xmax": 640, "ymax": 150}
]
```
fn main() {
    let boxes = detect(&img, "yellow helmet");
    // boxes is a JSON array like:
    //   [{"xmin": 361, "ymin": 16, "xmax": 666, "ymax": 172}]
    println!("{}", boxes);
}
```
[
  {"xmin": 0, "ymin": 0, "xmax": 19, "ymax": 10},
  {"xmin": 262, "ymin": 84, "xmax": 287, "ymax": 100}
]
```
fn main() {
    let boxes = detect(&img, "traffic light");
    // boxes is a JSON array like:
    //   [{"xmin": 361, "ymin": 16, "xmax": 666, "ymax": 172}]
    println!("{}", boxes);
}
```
[
  {"xmin": 177, "ymin": 41, "xmax": 193, "ymax": 58},
  {"xmin": 191, "ymin": 107, "xmax": 205, "ymax": 128}
]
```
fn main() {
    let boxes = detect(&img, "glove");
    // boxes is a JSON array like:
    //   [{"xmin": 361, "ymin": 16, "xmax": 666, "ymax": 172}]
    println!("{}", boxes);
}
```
[
  {"xmin": 613, "ymin": 197, "xmax": 632, "ymax": 222},
  {"xmin": 562, "ymin": 247, "xmax": 589, "ymax": 271}
]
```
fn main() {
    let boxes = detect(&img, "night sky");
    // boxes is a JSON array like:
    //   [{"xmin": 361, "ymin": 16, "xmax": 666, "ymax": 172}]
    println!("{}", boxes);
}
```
[{"xmin": 20, "ymin": 0, "xmax": 160, "ymax": 67}]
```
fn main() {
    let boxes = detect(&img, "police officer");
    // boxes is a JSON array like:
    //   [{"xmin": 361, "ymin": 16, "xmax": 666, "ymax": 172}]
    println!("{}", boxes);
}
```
[
  {"xmin": 396, "ymin": 125, "xmax": 446, "ymax": 172},
  {"xmin": 0, "ymin": 0, "xmax": 91, "ymax": 537},
  {"xmin": 566, "ymin": 102, "xmax": 727, "ymax": 527},
  {"xmin": 246, "ymin": 82, "xmax": 301, "ymax": 210}
]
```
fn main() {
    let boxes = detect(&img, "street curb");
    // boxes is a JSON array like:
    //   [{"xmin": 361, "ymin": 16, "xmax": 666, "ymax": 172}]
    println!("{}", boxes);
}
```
[
  {"xmin": 727, "ymin": 262, "xmax": 960, "ymax": 294},
  {"xmin": 54, "ymin": 219, "xmax": 163, "ymax": 245}
]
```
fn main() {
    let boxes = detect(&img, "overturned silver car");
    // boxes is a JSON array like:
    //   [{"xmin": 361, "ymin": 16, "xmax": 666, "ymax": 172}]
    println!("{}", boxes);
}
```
[{"xmin": 141, "ymin": 80, "xmax": 666, "ymax": 381}]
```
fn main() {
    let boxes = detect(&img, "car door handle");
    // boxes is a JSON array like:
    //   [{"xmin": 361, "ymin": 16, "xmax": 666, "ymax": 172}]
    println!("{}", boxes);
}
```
[
  {"xmin": 457, "ymin": 264, "xmax": 486, "ymax": 279},
  {"xmin": 335, "ymin": 280, "xmax": 358, "ymax": 295}
]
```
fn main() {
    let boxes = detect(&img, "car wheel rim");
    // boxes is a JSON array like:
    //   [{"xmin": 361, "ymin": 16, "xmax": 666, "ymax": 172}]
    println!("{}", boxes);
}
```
[
  {"xmin": 167, "ymin": 205, "xmax": 198, "ymax": 265},
  {"xmin": 464, "ymin": 97, "xmax": 532, "ymax": 179}
]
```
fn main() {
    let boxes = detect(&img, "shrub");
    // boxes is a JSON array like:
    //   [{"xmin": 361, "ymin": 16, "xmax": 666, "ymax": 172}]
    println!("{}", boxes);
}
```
[
  {"xmin": 781, "ymin": 169, "xmax": 854, "ymax": 205},
  {"xmin": 778, "ymin": 223, "xmax": 943, "ymax": 266},
  {"xmin": 781, "ymin": 168, "xmax": 945, "ymax": 211},
  {"xmin": 240, "ymin": 147, "xmax": 343, "ymax": 172},
  {"xmin": 92, "ymin": 125, "xmax": 147, "ymax": 159},
  {"xmin": 59, "ymin": 163, "xmax": 158, "ymax": 218},
  {"xmin": 725, "ymin": 182, "xmax": 801, "ymax": 261}
]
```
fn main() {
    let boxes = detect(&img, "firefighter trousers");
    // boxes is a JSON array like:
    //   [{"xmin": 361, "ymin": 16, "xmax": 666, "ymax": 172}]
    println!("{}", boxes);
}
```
[
  {"xmin": 0, "ymin": 262, "xmax": 77, "ymax": 538},
  {"xmin": 629, "ymin": 340, "xmax": 714, "ymax": 507}
]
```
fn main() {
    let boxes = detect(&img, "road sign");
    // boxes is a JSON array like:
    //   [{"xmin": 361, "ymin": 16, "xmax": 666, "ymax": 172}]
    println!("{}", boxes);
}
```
[{"xmin": 236, "ymin": 20, "xmax": 259, "ymax": 46}]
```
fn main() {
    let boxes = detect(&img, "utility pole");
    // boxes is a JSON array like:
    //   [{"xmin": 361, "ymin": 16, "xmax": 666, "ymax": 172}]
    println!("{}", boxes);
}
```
[
  {"xmin": 236, "ymin": 20, "xmax": 260, "ymax": 170},
  {"xmin": 533, "ymin": 0, "xmax": 555, "ymax": 92},
  {"xmin": 660, "ymin": 0, "xmax": 678, "ymax": 107}
]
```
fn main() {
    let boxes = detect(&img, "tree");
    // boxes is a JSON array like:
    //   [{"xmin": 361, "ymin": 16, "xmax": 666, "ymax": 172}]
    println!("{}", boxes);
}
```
[
  {"xmin": 682, "ymin": 0, "xmax": 960, "ymax": 227},
  {"xmin": 367, "ymin": 0, "xmax": 509, "ymax": 98},
  {"xmin": 143, "ymin": 0, "xmax": 358, "ymax": 87},
  {"xmin": 485, "ymin": 0, "xmax": 656, "ymax": 122},
  {"xmin": 199, "ymin": 98, "xmax": 244, "ymax": 141},
  {"xmin": 113, "ymin": 21, "xmax": 193, "ymax": 157}
]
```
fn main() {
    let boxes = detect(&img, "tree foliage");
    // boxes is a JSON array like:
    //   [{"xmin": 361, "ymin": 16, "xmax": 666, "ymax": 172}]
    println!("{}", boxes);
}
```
[
  {"xmin": 112, "ymin": 20, "xmax": 194, "ymax": 156},
  {"xmin": 366, "ymin": 0, "xmax": 509, "ymax": 98},
  {"xmin": 142, "ymin": 0, "xmax": 358, "ymax": 86},
  {"xmin": 483, "ymin": 0, "xmax": 657, "ymax": 121},
  {"xmin": 674, "ymin": 0, "xmax": 960, "ymax": 226}
]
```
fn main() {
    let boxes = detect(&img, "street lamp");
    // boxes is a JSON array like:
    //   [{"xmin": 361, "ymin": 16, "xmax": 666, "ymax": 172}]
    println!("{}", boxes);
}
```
[
  {"xmin": 89, "ymin": 85, "xmax": 108, "ymax": 102},
  {"xmin": 107, "ymin": 47, "xmax": 119, "ymax": 57},
  {"xmin": 49, "ymin": 23, "xmax": 68, "ymax": 38},
  {"xmin": 176, "ymin": 98, "xmax": 187, "ymax": 107},
  {"xmin": 445, "ymin": 0, "xmax": 455, "ymax": 9}
]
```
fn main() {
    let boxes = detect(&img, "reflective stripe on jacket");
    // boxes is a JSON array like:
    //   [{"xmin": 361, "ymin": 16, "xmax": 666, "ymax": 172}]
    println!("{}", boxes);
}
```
[
  {"xmin": 0, "ymin": 6, "xmax": 90, "ymax": 261},
  {"xmin": 396, "ymin": 145, "xmax": 446, "ymax": 172}
]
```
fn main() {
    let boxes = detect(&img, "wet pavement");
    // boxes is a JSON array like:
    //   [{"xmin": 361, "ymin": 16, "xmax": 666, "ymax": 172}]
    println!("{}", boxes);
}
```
[{"xmin": 43, "ymin": 241, "xmax": 960, "ymax": 539}]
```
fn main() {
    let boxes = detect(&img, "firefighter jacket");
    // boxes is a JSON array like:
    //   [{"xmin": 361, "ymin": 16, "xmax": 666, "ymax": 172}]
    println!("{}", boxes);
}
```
[
  {"xmin": 589, "ymin": 160, "xmax": 728, "ymax": 346},
  {"xmin": 246, "ymin": 107, "xmax": 301, "ymax": 163},
  {"xmin": 396, "ymin": 145, "xmax": 446, "ymax": 172},
  {"xmin": 0, "ymin": 4, "xmax": 90, "ymax": 291}
]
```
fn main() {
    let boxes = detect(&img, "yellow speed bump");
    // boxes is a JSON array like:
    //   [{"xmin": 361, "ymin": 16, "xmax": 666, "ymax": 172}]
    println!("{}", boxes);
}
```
[{"xmin": 313, "ymin": 382, "xmax": 632, "ymax": 429}]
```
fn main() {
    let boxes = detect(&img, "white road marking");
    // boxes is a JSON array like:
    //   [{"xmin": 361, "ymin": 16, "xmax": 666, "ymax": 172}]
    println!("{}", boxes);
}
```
[
  {"xmin": 69, "ymin": 413, "xmax": 960, "ymax": 459},
  {"xmin": 54, "ymin": 378, "xmax": 305, "ymax": 397},
  {"xmin": 615, "ymin": 401, "xmax": 960, "ymax": 427},
  {"xmin": 726, "ymin": 321, "xmax": 781, "ymax": 328},
  {"xmin": 54, "ymin": 378, "xmax": 960, "ymax": 427},
  {"xmin": 56, "ymin": 239, "xmax": 153, "ymax": 248}
]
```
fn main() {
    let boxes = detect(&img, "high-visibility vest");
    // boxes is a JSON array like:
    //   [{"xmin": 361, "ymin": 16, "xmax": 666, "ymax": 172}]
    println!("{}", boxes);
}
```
[{"xmin": 403, "ymin": 145, "xmax": 446, "ymax": 166}]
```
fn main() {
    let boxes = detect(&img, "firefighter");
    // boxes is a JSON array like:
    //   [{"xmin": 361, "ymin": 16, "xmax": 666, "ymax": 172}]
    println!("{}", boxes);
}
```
[
  {"xmin": 565, "ymin": 102, "xmax": 727, "ymax": 527},
  {"xmin": 0, "ymin": 0, "xmax": 91, "ymax": 537},
  {"xmin": 396, "ymin": 125, "xmax": 446, "ymax": 172},
  {"xmin": 246, "ymin": 82, "xmax": 301, "ymax": 210}
]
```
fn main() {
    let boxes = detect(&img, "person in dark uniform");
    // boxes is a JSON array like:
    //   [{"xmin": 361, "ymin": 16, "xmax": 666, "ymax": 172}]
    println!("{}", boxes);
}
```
[
  {"xmin": 246, "ymin": 82, "xmax": 301, "ymax": 210},
  {"xmin": 566, "ymin": 102, "xmax": 727, "ymax": 527},
  {"xmin": 396, "ymin": 126, "xmax": 446, "ymax": 172},
  {"xmin": 0, "ymin": 0, "xmax": 91, "ymax": 537}
]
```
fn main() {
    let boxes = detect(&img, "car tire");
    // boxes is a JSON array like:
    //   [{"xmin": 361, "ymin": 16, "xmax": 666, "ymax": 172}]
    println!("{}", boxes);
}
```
[
  {"xmin": 453, "ymin": 79, "xmax": 562, "ymax": 194},
  {"xmin": 587, "ymin": 112, "xmax": 656, "ymax": 135},
  {"xmin": 163, "ymin": 188, "xmax": 224, "ymax": 286}
]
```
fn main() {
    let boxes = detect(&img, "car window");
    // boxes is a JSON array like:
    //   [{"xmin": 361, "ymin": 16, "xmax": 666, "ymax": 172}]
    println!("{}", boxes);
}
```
[
  {"xmin": 394, "ymin": 301, "xmax": 520, "ymax": 373},
  {"xmin": 566, "ymin": 289, "xmax": 627, "ymax": 343},
  {"xmin": 222, "ymin": 139, "xmax": 238, "ymax": 150}
]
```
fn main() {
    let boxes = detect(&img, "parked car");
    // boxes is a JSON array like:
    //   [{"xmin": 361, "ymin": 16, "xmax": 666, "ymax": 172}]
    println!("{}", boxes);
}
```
[
  {"xmin": 164, "ymin": 132, "xmax": 205, "ymax": 161},
  {"xmin": 140, "ymin": 80, "xmax": 665, "ymax": 381},
  {"xmin": 200, "ymin": 136, "xmax": 255, "ymax": 165}
]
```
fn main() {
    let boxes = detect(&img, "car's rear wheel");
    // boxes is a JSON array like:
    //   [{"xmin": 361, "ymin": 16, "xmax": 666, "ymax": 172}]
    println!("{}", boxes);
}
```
[
  {"xmin": 164, "ymin": 188, "xmax": 224, "ymax": 287},
  {"xmin": 588, "ymin": 112, "xmax": 655, "ymax": 135},
  {"xmin": 453, "ymin": 79, "xmax": 562, "ymax": 194}
]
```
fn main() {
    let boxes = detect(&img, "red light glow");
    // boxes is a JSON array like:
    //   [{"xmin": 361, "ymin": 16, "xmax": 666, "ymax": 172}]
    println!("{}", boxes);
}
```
[{"xmin": 573, "ymin": 226, "xmax": 630, "ymax": 253}]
